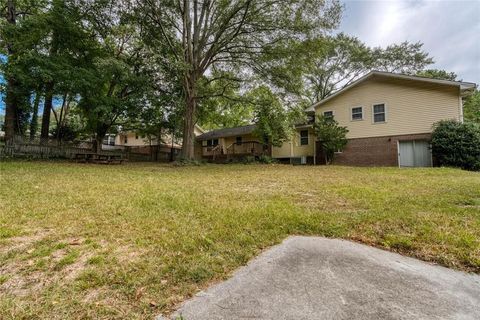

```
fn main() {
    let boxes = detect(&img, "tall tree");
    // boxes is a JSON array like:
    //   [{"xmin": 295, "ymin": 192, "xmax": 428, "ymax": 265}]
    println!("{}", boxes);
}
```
[
  {"xmin": 301, "ymin": 34, "xmax": 372, "ymax": 103},
  {"xmin": 141, "ymin": 0, "xmax": 342, "ymax": 159},
  {"xmin": 0, "ymin": 0, "xmax": 46, "ymax": 141},
  {"xmin": 417, "ymin": 69, "xmax": 458, "ymax": 81},
  {"xmin": 1, "ymin": 0, "xmax": 21, "ymax": 141}
]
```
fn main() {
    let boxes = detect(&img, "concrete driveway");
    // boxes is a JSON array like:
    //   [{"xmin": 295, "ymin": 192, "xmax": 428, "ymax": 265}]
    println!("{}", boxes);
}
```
[{"xmin": 158, "ymin": 236, "xmax": 480, "ymax": 320}]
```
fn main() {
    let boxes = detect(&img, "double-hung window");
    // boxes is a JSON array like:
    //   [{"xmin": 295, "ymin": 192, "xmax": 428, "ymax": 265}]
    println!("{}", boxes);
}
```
[
  {"xmin": 351, "ymin": 107, "xmax": 363, "ymax": 121},
  {"xmin": 300, "ymin": 130, "xmax": 309, "ymax": 146},
  {"xmin": 373, "ymin": 104, "xmax": 386, "ymax": 123}
]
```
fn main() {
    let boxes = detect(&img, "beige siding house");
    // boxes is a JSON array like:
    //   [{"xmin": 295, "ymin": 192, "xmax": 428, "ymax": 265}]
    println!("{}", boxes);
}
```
[
  {"xmin": 306, "ymin": 71, "xmax": 475, "ymax": 167},
  {"xmin": 105, "ymin": 125, "xmax": 205, "ymax": 149},
  {"xmin": 271, "ymin": 126, "xmax": 316, "ymax": 164},
  {"xmin": 195, "ymin": 125, "xmax": 270, "ymax": 161},
  {"xmin": 196, "ymin": 71, "xmax": 475, "ymax": 166}
]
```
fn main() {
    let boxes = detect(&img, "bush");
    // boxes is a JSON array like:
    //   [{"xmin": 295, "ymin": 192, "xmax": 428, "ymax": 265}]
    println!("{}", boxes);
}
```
[
  {"xmin": 173, "ymin": 158, "xmax": 204, "ymax": 166},
  {"xmin": 314, "ymin": 115, "xmax": 348, "ymax": 164},
  {"xmin": 431, "ymin": 120, "xmax": 480, "ymax": 170},
  {"xmin": 257, "ymin": 155, "xmax": 277, "ymax": 164},
  {"xmin": 242, "ymin": 156, "xmax": 257, "ymax": 164}
]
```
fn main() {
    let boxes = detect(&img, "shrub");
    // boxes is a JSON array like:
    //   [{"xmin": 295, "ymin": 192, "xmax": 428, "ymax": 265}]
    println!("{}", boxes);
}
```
[
  {"xmin": 173, "ymin": 158, "xmax": 203, "ymax": 166},
  {"xmin": 258, "ymin": 155, "xmax": 277, "ymax": 164},
  {"xmin": 242, "ymin": 156, "xmax": 257, "ymax": 164},
  {"xmin": 431, "ymin": 120, "xmax": 480, "ymax": 170},
  {"xmin": 314, "ymin": 115, "xmax": 349, "ymax": 164}
]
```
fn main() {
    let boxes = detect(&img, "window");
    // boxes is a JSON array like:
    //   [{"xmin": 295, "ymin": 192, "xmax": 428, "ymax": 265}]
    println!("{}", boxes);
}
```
[
  {"xmin": 124, "ymin": 136, "xmax": 128, "ymax": 144},
  {"xmin": 323, "ymin": 111, "xmax": 334, "ymax": 119},
  {"xmin": 300, "ymin": 130, "xmax": 309, "ymax": 146},
  {"xmin": 351, "ymin": 106, "xmax": 363, "ymax": 121},
  {"xmin": 373, "ymin": 104, "xmax": 386, "ymax": 123},
  {"xmin": 206, "ymin": 139, "xmax": 219, "ymax": 147},
  {"xmin": 236, "ymin": 136, "xmax": 242, "ymax": 144}
]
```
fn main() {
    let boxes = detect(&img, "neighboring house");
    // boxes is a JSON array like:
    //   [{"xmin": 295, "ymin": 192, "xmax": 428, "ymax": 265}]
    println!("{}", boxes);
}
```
[
  {"xmin": 196, "ymin": 71, "xmax": 476, "ymax": 167},
  {"xmin": 103, "ymin": 125, "xmax": 205, "ymax": 150},
  {"xmin": 195, "ymin": 124, "xmax": 270, "ymax": 160}
]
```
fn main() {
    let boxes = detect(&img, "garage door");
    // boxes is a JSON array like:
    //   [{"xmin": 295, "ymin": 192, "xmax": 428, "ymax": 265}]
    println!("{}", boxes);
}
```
[{"xmin": 398, "ymin": 140, "xmax": 432, "ymax": 167}]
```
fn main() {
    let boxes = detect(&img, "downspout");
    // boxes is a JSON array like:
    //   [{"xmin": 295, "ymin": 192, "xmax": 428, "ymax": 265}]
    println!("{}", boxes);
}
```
[
  {"xmin": 458, "ymin": 86, "xmax": 464, "ymax": 123},
  {"xmin": 290, "ymin": 133, "xmax": 294, "ymax": 165}
]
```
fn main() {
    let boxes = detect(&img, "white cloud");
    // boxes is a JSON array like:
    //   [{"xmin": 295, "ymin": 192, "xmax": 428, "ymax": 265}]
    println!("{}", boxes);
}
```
[{"xmin": 339, "ymin": 0, "xmax": 480, "ymax": 83}]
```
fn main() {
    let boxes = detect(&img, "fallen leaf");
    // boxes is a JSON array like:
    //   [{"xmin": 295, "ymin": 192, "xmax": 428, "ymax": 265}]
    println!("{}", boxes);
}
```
[
  {"xmin": 135, "ymin": 287, "xmax": 145, "ymax": 300},
  {"xmin": 69, "ymin": 239, "xmax": 82, "ymax": 246}
]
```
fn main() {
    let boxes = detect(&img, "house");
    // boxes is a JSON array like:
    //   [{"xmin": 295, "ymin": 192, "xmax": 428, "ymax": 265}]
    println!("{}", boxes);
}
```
[
  {"xmin": 103, "ymin": 125, "xmax": 205, "ymax": 161},
  {"xmin": 195, "ymin": 124, "xmax": 270, "ymax": 161},
  {"xmin": 196, "ymin": 71, "xmax": 476, "ymax": 167},
  {"xmin": 103, "ymin": 125, "xmax": 205, "ymax": 149},
  {"xmin": 305, "ymin": 71, "xmax": 475, "ymax": 167}
]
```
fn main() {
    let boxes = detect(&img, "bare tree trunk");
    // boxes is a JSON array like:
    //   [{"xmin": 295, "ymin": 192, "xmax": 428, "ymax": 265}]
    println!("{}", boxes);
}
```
[
  {"xmin": 29, "ymin": 90, "xmax": 42, "ymax": 141},
  {"xmin": 40, "ymin": 82, "xmax": 54, "ymax": 141}
]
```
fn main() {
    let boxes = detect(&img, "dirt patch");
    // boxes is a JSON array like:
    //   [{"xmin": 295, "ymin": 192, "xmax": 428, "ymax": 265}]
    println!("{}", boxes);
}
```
[
  {"xmin": 0, "ymin": 236, "xmax": 95, "ymax": 297},
  {"xmin": 0, "ymin": 229, "xmax": 51, "ymax": 254},
  {"xmin": 114, "ymin": 244, "xmax": 146, "ymax": 264}
]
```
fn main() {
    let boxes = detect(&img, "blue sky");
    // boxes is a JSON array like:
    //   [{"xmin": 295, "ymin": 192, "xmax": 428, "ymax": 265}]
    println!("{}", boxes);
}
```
[{"xmin": 340, "ymin": 0, "xmax": 480, "ymax": 84}]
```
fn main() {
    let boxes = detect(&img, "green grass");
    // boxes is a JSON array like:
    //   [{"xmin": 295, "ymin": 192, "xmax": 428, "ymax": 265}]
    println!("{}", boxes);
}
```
[{"xmin": 0, "ymin": 161, "xmax": 479, "ymax": 319}]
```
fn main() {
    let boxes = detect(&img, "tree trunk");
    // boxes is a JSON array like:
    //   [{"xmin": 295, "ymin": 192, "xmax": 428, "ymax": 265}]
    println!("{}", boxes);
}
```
[
  {"xmin": 4, "ymin": 77, "xmax": 17, "ymax": 143},
  {"xmin": 181, "ymin": 88, "xmax": 196, "ymax": 160},
  {"xmin": 95, "ymin": 135, "xmax": 103, "ymax": 153},
  {"xmin": 40, "ymin": 82, "xmax": 54, "ymax": 141},
  {"xmin": 29, "ymin": 90, "xmax": 41, "ymax": 141}
]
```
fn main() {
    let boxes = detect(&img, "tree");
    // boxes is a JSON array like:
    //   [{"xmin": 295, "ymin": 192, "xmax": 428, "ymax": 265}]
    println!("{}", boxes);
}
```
[
  {"xmin": 431, "ymin": 120, "xmax": 480, "ymax": 171},
  {"xmin": 417, "ymin": 69, "xmax": 457, "ymax": 81},
  {"xmin": 314, "ymin": 114, "xmax": 348, "ymax": 164},
  {"xmin": 248, "ymin": 86, "xmax": 299, "ymax": 147},
  {"xmin": 0, "ymin": 0, "xmax": 42, "ymax": 141},
  {"xmin": 372, "ymin": 41, "xmax": 433, "ymax": 74},
  {"xmin": 141, "ymin": 0, "xmax": 342, "ymax": 159},
  {"xmin": 464, "ymin": 90, "xmax": 480, "ymax": 123},
  {"xmin": 197, "ymin": 71, "xmax": 253, "ymax": 129},
  {"xmin": 301, "ymin": 34, "xmax": 372, "ymax": 102}
]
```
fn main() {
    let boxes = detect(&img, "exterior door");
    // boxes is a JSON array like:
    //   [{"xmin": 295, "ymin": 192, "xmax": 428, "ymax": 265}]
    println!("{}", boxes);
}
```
[{"xmin": 398, "ymin": 140, "xmax": 432, "ymax": 167}]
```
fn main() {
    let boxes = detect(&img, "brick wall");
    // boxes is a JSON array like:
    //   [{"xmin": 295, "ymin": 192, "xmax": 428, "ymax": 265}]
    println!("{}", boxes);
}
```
[{"xmin": 331, "ymin": 133, "xmax": 432, "ymax": 167}]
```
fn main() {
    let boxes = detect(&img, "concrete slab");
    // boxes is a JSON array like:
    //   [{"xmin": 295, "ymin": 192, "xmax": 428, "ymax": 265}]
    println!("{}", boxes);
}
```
[{"xmin": 158, "ymin": 236, "xmax": 480, "ymax": 320}]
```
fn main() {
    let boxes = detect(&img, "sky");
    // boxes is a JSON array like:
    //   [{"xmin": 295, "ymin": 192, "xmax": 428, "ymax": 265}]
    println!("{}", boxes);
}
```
[
  {"xmin": 339, "ymin": 0, "xmax": 480, "ymax": 84},
  {"xmin": 1, "ymin": 0, "xmax": 479, "ymax": 114}
]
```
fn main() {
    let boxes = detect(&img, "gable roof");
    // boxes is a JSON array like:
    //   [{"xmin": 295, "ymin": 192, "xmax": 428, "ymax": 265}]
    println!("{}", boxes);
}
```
[
  {"xmin": 196, "ymin": 124, "xmax": 256, "ymax": 140},
  {"xmin": 306, "ymin": 71, "xmax": 477, "ymax": 112}
]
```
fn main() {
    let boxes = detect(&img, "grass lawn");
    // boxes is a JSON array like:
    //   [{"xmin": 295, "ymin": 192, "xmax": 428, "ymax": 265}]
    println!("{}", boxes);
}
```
[{"xmin": 1, "ymin": 161, "xmax": 479, "ymax": 319}]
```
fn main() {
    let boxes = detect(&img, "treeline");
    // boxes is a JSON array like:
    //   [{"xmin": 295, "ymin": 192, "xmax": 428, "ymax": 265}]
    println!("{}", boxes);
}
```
[{"xmin": 3, "ymin": 0, "xmax": 473, "ymax": 158}]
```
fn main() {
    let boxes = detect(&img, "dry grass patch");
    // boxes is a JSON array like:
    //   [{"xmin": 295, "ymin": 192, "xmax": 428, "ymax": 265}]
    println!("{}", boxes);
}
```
[{"xmin": 0, "ymin": 161, "xmax": 479, "ymax": 319}]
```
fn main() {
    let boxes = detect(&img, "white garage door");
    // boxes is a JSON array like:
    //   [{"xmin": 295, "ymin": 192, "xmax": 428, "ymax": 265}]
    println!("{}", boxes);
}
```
[{"xmin": 398, "ymin": 140, "xmax": 432, "ymax": 167}]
